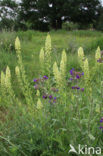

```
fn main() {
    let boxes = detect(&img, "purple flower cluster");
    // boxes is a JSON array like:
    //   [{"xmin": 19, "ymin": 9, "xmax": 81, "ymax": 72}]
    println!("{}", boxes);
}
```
[
  {"xmin": 69, "ymin": 68, "xmax": 84, "ymax": 80},
  {"xmin": 33, "ymin": 75, "xmax": 48, "ymax": 83},
  {"xmin": 33, "ymin": 76, "xmax": 48, "ymax": 90},
  {"xmin": 43, "ymin": 94, "xmax": 57, "ymax": 103},
  {"xmin": 97, "ymin": 58, "xmax": 103, "ymax": 63},
  {"xmin": 69, "ymin": 68, "xmax": 84, "ymax": 92},
  {"xmin": 72, "ymin": 86, "xmax": 84, "ymax": 91}
]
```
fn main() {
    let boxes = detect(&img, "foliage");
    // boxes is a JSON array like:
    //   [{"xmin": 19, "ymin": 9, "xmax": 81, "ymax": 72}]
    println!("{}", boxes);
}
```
[
  {"xmin": 0, "ymin": 31, "xmax": 103, "ymax": 155},
  {"xmin": 62, "ymin": 22, "xmax": 79, "ymax": 31}
]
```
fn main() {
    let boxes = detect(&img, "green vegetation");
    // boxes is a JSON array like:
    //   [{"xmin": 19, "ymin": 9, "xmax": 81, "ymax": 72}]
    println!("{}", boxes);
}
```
[{"xmin": 0, "ymin": 30, "xmax": 103, "ymax": 156}]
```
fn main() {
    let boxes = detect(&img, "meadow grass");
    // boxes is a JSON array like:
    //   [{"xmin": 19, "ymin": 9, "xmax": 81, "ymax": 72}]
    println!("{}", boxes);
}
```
[{"xmin": 0, "ymin": 30, "xmax": 103, "ymax": 156}]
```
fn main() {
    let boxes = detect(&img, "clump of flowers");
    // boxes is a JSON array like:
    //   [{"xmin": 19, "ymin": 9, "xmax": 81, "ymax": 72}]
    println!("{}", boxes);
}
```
[
  {"xmin": 42, "ymin": 94, "xmax": 57, "ymax": 103},
  {"xmin": 33, "ymin": 75, "xmax": 48, "ymax": 90},
  {"xmin": 72, "ymin": 86, "xmax": 84, "ymax": 91},
  {"xmin": 69, "ymin": 68, "xmax": 84, "ymax": 80}
]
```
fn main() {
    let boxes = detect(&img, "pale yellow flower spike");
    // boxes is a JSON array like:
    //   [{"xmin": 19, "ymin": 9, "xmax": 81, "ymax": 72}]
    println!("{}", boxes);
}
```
[
  {"xmin": 5, "ymin": 66, "xmax": 11, "ymax": 88},
  {"xmin": 95, "ymin": 46, "xmax": 101, "ymax": 62},
  {"xmin": 36, "ymin": 90, "xmax": 40, "ymax": 97},
  {"xmin": 37, "ymin": 98, "xmax": 43, "ymax": 110},
  {"xmin": 15, "ymin": 66, "xmax": 20, "ymax": 76},
  {"xmin": 60, "ymin": 49, "xmax": 67, "ymax": 79},
  {"xmin": 53, "ymin": 62, "xmax": 62, "ymax": 88},
  {"xmin": 45, "ymin": 34, "xmax": 51, "ymax": 56},
  {"xmin": 45, "ymin": 34, "xmax": 51, "ymax": 74},
  {"xmin": 83, "ymin": 58, "xmax": 90, "ymax": 83},
  {"xmin": 39, "ymin": 48, "xmax": 44, "ymax": 73},
  {"xmin": 78, "ymin": 47, "xmax": 84, "ymax": 70},
  {"xmin": 15, "ymin": 37, "xmax": 21, "ymax": 51},
  {"xmin": 0, "ymin": 71, "xmax": 5, "ymax": 87}
]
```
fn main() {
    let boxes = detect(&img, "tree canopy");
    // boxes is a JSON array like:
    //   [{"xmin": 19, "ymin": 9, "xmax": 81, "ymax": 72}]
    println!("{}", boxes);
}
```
[{"xmin": 0, "ymin": 0, "xmax": 102, "ymax": 31}]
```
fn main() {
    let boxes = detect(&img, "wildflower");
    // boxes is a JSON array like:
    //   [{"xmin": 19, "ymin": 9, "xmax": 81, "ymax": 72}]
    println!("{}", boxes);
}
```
[
  {"xmin": 83, "ymin": 58, "xmax": 90, "ymax": 84},
  {"xmin": 76, "ymin": 75, "xmax": 80, "ymax": 79},
  {"xmin": 97, "ymin": 58, "xmax": 103, "ymax": 63},
  {"xmin": 100, "ymin": 118, "xmax": 103, "ymax": 123},
  {"xmin": 42, "ymin": 94, "xmax": 48, "ymax": 99},
  {"xmin": 37, "ymin": 98, "xmax": 43, "ymax": 109},
  {"xmin": 69, "ymin": 78, "xmax": 73, "ymax": 81},
  {"xmin": 34, "ymin": 79, "xmax": 37, "ymax": 82},
  {"xmin": 69, "ymin": 68, "xmax": 74, "ymax": 76},
  {"xmin": 81, "ymin": 88, "xmax": 84, "ymax": 92},
  {"xmin": 54, "ymin": 97, "xmax": 56, "ymax": 100},
  {"xmin": 45, "ymin": 34, "xmax": 51, "ymax": 75},
  {"xmin": 33, "ymin": 78, "xmax": 41, "ymax": 83},
  {"xmin": 43, "ymin": 75, "xmax": 48, "ymax": 80},
  {"xmin": 60, "ymin": 49, "xmax": 67, "ymax": 80},
  {"xmin": 78, "ymin": 47, "xmax": 85, "ymax": 70},
  {"xmin": 39, "ymin": 48, "xmax": 44, "ymax": 74},
  {"xmin": 49, "ymin": 95, "xmax": 53, "ymax": 99},
  {"xmin": 53, "ymin": 62, "xmax": 62, "ymax": 88},
  {"xmin": 36, "ymin": 90, "xmax": 40, "ymax": 97},
  {"xmin": 95, "ymin": 47, "xmax": 101, "ymax": 62},
  {"xmin": 69, "ymin": 69, "xmax": 84, "ymax": 80},
  {"xmin": 15, "ymin": 37, "xmax": 21, "ymax": 51},
  {"xmin": 72, "ymin": 86, "xmax": 80, "ymax": 90}
]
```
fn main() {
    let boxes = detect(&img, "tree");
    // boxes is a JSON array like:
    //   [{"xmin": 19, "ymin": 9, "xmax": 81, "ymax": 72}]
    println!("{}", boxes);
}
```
[
  {"xmin": 0, "ymin": 0, "xmax": 18, "ymax": 30},
  {"xmin": 69, "ymin": 0, "xmax": 101, "ymax": 27}
]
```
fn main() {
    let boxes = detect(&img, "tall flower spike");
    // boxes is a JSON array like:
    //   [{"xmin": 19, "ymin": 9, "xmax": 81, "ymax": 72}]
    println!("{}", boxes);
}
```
[
  {"xmin": 95, "ymin": 46, "xmax": 101, "ymax": 62},
  {"xmin": 45, "ymin": 34, "xmax": 51, "ymax": 75},
  {"xmin": 15, "ymin": 37, "xmax": 21, "ymax": 52},
  {"xmin": 60, "ymin": 49, "xmax": 67, "ymax": 80},
  {"xmin": 36, "ymin": 90, "xmax": 40, "ymax": 97},
  {"xmin": 0, "ymin": 71, "xmax": 5, "ymax": 87},
  {"xmin": 39, "ymin": 48, "xmax": 44, "ymax": 74},
  {"xmin": 5, "ymin": 66, "xmax": 11, "ymax": 89},
  {"xmin": 78, "ymin": 47, "xmax": 84, "ymax": 70},
  {"xmin": 83, "ymin": 58, "xmax": 90, "ymax": 84},
  {"xmin": 37, "ymin": 98, "xmax": 43, "ymax": 110},
  {"xmin": 53, "ymin": 62, "xmax": 62, "ymax": 88}
]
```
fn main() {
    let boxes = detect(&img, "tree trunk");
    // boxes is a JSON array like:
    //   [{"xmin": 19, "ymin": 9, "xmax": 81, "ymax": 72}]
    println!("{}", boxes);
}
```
[{"xmin": 56, "ymin": 18, "xmax": 62, "ymax": 29}]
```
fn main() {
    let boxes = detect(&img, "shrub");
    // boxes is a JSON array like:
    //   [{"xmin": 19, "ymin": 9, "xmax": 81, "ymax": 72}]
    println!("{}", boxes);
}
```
[{"xmin": 62, "ymin": 22, "xmax": 79, "ymax": 31}]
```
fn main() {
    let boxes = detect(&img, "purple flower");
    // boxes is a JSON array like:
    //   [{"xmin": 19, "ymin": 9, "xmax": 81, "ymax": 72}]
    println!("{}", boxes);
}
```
[
  {"xmin": 34, "ymin": 79, "xmax": 37, "ymax": 82},
  {"xmin": 69, "ymin": 78, "xmax": 73, "ymax": 81},
  {"xmin": 72, "ymin": 86, "xmax": 80, "ymax": 90},
  {"xmin": 76, "ymin": 75, "xmax": 80, "ymax": 79},
  {"xmin": 81, "ymin": 72, "xmax": 84, "ymax": 76},
  {"xmin": 43, "ymin": 95, "xmax": 48, "ymax": 99},
  {"xmin": 43, "ymin": 76, "xmax": 48, "ymax": 80},
  {"xmin": 99, "ymin": 126, "xmax": 103, "ymax": 129},
  {"xmin": 49, "ymin": 95, "xmax": 53, "ymax": 99},
  {"xmin": 72, "ymin": 86, "xmax": 75, "ymax": 89},
  {"xmin": 81, "ymin": 88, "xmax": 84, "ymax": 92},
  {"xmin": 54, "ymin": 97, "xmax": 56, "ymax": 100},
  {"xmin": 69, "ymin": 68, "xmax": 74, "ymax": 76},
  {"xmin": 100, "ymin": 118, "xmax": 103, "ymax": 123}
]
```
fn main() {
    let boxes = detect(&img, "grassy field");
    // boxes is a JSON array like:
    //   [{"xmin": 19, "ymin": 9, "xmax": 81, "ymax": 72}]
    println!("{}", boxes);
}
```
[{"xmin": 0, "ymin": 30, "xmax": 103, "ymax": 156}]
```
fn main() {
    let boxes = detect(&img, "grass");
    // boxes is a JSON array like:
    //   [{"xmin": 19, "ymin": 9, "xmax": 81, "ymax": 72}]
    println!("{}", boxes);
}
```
[{"xmin": 0, "ymin": 30, "xmax": 103, "ymax": 156}]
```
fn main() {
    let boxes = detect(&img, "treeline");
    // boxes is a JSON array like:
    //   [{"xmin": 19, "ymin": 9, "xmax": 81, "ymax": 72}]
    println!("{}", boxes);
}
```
[{"xmin": 0, "ymin": 0, "xmax": 103, "ymax": 31}]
